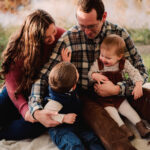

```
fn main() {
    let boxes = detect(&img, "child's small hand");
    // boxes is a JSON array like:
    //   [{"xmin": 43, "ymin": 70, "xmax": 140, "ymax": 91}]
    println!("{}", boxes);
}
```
[
  {"xmin": 92, "ymin": 73, "xmax": 108, "ymax": 84},
  {"xmin": 63, "ymin": 113, "xmax": 77, "ymax": 124},
  {"xmin": 61, "ymin": 48, "xmax": 71, "ymax": 62},
  {"xmin": 132, "ymin": 81, "xmax": 143, "ymax": 100}
]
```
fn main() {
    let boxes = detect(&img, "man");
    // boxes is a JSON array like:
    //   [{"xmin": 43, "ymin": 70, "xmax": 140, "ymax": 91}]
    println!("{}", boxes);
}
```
[{"xmin": 29, "ymin": 0, "xmax": 149, "ymax": 150}]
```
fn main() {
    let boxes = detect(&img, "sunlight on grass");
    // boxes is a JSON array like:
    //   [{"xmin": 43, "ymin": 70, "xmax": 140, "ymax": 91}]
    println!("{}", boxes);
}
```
[
  {"xmin": 142, "ymin": 55, "xmax": 150, "ymax": 69},
  {"xmin": 0, "ymin": 25, "xmax": 19, "ymax": 54},
  {"xmin": 128, "ymin": 28, "xmax": 150, "ymax": 45},
  {"xmin": 0, "ymin": 25, "xmax": 19, "ymax": 84},
  {"xmin": 141, "ymin": 54, "xmax": 150, "ymax": 82}
]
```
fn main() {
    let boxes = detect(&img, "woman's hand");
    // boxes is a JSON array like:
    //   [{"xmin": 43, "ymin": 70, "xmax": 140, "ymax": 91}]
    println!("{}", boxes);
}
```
[
  {"xmin": 34, "ymin": 109, "xmax": 61, "ymax": 127},
  {"xmin": 24, "ymin": 110, "xmax": 37, "ymax": 123},
  {"xmin": 61, "ymin": 48, "xmax": 71, "ymax": 62}
]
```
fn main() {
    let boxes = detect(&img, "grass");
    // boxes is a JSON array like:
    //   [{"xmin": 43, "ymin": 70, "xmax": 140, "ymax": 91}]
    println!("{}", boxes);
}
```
[
  {"xmin": 142, "ymin": 55, "xmax": 150, "ymax": 69},
  {"xmin": 0, "ymin": 25, "xmax": 18, "ymax": 55},
  {"xmin": 0, "ymin": 25, "xmax": 18, "ymax": 84},
  {"xmin": 141, "ymin": 54, "xmax": 150, "ymax": 82},
  {"xmin": 127, "ymin": 28, "xmax": 150, "ymax": 45},
  {"xmin": 127, "ymin": 28, "xmax": 150, "ymax": 81}
]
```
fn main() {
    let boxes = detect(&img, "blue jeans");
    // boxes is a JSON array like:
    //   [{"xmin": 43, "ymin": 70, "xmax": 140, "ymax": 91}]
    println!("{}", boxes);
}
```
[
  {"xmin": 0, "ymin": 87, "xmax": 46, "ymax": 140},
  {"xmin": 48, "ymin": 122, "xmax": 105, "ymax": 150}
]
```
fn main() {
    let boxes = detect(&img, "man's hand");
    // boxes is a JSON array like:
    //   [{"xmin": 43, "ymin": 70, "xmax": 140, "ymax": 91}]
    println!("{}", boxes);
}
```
[
  {"xmin": 61, "ymin": 48, "xmax": 71, "ymax": 62},
  {"xmin": 94, "ymin": 80, "xmax": 120, "ymax": 97},
  {"xmin": 34, "ymin": 109, "xmax": 60, "ymax": 127},
  {"xmin": 24, "ymin": 110, "xmax": 37, "ymax": 123},
  {"xmin": 63, "ymin": 113, "xmax": 77, "ymax": 124}
]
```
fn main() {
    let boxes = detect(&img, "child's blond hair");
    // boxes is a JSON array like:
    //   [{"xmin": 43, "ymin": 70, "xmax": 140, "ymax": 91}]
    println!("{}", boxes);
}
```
[{"xmin": 101, "ymin": 34, "xmax": 126, "ymax": 57}]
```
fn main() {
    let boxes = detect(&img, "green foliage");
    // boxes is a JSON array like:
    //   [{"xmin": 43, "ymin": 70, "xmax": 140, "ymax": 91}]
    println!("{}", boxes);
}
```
[
  {"xmin": 147, "ymin": 69, "xmax": 150, "ymax": 82},
  {"xmin": 0, "ymin": 25, "xmax": 18, "ymax": 55},
  {"xmin": 127, "ymin": 28, "xmax": 150, "ymax": 45},
  {"xmin": 142, "ymin": 54, "xmax": 150, "ymax": 69},
  {"xmin": 0, "ymin": 25, "xmax": 8, "ymax": 55},
  {"xmin": 141, "ymin": 54, "xmax": 150, "ymax": 82},
  {"xmin": 0, "ymin": 25, "xmax": 18, "ymax": 84},
  {"xmin": 124, "ymin": 72, "xmax": 129, "ymax": 80},
  {"xmin": 127, "ymin": 28, "xmax": 150, "ymax": 81}
]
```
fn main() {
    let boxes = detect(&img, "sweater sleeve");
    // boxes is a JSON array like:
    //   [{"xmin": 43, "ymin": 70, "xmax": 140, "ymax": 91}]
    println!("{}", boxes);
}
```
[
  {"xmin": 55, "ymin": 27, "xmax": 66, "ymax": 41},
  {"xmin": 5, "ymin": 64, "xmax": 28, "ymax": 118},
  {"xmin": 44, "ymin": 99, "xmax": 65, "ymax": 123},
  {"xmin": 88, "ymin": 60, "xmax": 100, "ymax": 81},
  {"xmin": 123, "ymin": 60, "xmax": 144, "ymax": 84}
]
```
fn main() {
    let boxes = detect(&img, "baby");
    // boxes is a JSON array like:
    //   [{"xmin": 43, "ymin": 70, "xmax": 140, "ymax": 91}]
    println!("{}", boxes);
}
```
[{"xmin": 88, "ymin": 34, "xmax": 150, "ymax": 140}]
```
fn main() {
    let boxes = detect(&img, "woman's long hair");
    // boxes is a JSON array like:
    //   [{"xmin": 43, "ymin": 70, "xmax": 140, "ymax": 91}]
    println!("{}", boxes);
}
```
[{"xmin": 0, "ymin": 9, "xmax": 55, "ymax": 96}]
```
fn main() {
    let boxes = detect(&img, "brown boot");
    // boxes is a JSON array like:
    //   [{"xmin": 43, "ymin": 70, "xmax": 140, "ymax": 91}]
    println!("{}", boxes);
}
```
[
  {"xmin": 136, "ymin": 121, "xmax": 150, "ymax": 138},
  {"xmin": 120, "ymin": 124, "xmax": 135, "ymax": 141}
]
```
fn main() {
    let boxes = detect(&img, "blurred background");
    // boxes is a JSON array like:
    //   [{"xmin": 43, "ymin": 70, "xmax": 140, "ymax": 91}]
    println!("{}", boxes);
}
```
[{"xmin": 0, "ymin": 0, "xmax": 150, "ymax": 82}]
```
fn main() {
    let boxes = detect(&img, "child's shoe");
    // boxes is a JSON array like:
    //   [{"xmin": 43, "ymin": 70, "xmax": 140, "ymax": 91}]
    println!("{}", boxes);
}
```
[
  {"xmin": 120, "ymin": 124, "xmax": 135, "ymax": 141},
  {"xmin": 136, "ymin": 121, "xmax": 150, "ymax": 138}
]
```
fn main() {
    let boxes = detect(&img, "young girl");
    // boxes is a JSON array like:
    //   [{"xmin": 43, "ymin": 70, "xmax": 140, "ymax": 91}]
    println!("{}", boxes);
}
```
[
  {"xmin": 0, "ymin": 9, "xmax": 65, "ymax": 140},
  {"xmin": 88, "ymin": 34, "xmax": 150, "ymax": 140}
]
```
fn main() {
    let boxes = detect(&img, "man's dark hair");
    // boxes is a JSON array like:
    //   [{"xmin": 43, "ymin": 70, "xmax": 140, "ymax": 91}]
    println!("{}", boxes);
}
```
[
  {"xmin": 49, "ymin": 62, "xmax": 77, "ymax": 93},
  {"xmin": 77, "ymin": 0, "xmax": 105, "ymax": 20}
]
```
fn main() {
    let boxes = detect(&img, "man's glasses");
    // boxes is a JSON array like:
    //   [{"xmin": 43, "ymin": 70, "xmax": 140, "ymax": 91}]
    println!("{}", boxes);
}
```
[{"xmin": 78, "ymin": 23, "xmax": 99, "ymax": 30}]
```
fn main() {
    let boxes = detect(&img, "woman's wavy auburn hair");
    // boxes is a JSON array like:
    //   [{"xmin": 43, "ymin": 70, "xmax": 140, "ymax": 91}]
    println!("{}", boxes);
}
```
[{"xmin": 0, "ymin": 9, "xmax": 55, "ymax": 96}]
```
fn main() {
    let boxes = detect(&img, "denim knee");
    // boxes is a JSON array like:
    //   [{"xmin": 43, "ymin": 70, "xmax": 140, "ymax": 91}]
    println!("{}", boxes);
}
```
[
  {"xmin": 48, "ymin": 127, "xmax": 85, "ymax": 150},
  {"xmin": 79, "ymin": 130, "xmax": 105, "ymax": 150},
  {"xmin": 0, "ymin": 86, "xmax": 10, "ymax": 104}
]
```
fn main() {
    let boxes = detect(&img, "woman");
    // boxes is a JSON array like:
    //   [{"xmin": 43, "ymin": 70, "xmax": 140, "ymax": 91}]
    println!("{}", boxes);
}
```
[{"xmin": 0, "ymin": 9, "xmax": 65, "ymax": 140}]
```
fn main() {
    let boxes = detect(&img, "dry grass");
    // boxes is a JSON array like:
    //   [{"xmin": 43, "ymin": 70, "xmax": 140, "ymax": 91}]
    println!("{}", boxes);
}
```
[{"xmin": 0, "ymin": 0, "xmax": 30, "ymax": 13}]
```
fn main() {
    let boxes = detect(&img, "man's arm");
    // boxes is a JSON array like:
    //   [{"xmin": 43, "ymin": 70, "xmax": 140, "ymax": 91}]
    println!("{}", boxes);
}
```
[
  {"xmin": 28, "ymin": 36, "xmax": 68, "ymax": 127},
  {"xmin": 29, "ymin": 43, "xmax": 66, "ymax": 116},
  {"xmin": 28, "ymin": 47, "xmax": 65, "ymax": 127},
  {"xmin": 28, "ymin": 27, "xmax": 67, "ymax": 116}
]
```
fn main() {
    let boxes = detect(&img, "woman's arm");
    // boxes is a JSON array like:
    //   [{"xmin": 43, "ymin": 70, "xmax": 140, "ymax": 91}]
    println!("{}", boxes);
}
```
[{"xmin": 5, "ymin": 63, "xmax": 28, "ymax": 118}]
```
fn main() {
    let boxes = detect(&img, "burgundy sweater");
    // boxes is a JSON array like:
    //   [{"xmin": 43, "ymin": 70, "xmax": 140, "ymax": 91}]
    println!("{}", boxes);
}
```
[{"xmin": 5, "ymin": 27, "xmax": 65, "ymax": 118}]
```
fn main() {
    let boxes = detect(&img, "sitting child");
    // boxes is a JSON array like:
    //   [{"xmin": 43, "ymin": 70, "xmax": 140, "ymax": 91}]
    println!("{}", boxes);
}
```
[
  {"xmin": 44, "ymin": 61, "xmax": 105, "ymax": 150},
  {"xmin": 88, "ymin": 34, "xmax": 150, "ymax": 140}
]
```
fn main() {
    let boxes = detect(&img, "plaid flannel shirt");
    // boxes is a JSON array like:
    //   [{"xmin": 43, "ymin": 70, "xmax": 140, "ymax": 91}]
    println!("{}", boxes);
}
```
[{"xmin": 29, "ymin": 21, "xmax": 148, "ymax": 116}]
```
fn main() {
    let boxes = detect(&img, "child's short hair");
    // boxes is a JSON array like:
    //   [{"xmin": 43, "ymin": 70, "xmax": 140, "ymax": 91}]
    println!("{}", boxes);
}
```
[
  {"xmin": 101, "ymin": 34, "xmax": 126, "ymax": 57},
  {"xmin": 49, "ymin": 62, "xmax": 77, "ymax": 93}
]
